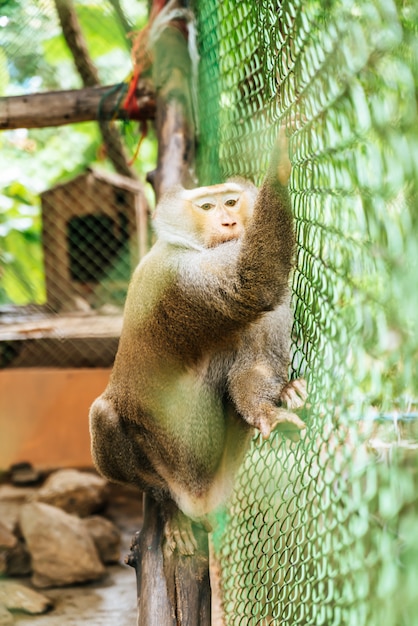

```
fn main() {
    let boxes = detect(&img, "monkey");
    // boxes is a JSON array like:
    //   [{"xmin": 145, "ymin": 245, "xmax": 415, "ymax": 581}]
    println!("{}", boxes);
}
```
[{"xmin": 89, "ymin": 129, "xmax": 307, "ymax": 555}]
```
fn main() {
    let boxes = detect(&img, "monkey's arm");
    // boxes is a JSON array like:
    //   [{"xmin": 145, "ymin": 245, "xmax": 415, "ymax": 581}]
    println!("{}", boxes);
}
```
[
  {"xmin": 235, "ymin": 131, "xmax": 294, "ymax": 314},
  {"xmin": 180, "ymin": 132, "xmax": 294, "ymax": 330}
]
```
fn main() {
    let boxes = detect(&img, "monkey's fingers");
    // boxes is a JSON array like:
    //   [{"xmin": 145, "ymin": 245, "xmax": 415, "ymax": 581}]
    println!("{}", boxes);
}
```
[
  {"xmin": 259, "ymin": 408, "xmax": 306, "ymax": 441},
  {"xmin": 280, "ymin": 378, "xmax": 307, "ymax": 410}
]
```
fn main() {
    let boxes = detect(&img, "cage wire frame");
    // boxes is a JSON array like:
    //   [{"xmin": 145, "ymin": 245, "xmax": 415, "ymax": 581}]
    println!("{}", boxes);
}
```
[
  {"xmin": 0, "ymin": 0, "xmax": 153, "ymax": 369},
  {"xmin": 0, "ymin": 0, "xmax": 417, "ymax": 624},
  {"xmin": 195, "ymin": 1, "xmax": 418, "ymax": 625}
]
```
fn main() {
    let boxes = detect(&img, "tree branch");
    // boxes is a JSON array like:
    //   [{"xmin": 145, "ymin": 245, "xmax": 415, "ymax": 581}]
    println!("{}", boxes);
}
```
[
  {"xmin": 0, "ymin": 83, "xmax": 155, "ymax": 130},
  {"xmin": 55, "ymin": 0, "xmax": 100, "ymax": 87},
  {"xmin": 108, "ymin": 0, "xmax": 134, "ymax": 38},
  {"xmin": 54, "ymin": 0, "xmax": 137, "ymax": 179}
]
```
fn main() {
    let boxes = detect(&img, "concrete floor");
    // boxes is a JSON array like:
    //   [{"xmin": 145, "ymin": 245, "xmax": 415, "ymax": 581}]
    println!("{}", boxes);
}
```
[
  {"xmin": 14, "ymin": 564, "xmax": 138, "ymax": 626},
  {"xmin": 14, "ymin": 484, "xmax": 142, "ymax": 626}
]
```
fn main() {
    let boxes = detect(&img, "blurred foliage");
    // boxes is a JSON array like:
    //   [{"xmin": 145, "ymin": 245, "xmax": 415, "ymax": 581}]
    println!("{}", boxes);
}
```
[{"xmin": 0, "ymin": 0, "xmax": 156, "ymax": 305}]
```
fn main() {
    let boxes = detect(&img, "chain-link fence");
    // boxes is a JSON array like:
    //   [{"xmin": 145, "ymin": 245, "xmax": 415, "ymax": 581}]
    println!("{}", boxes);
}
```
[
  {"xmin": 196, "ymin": 1, "xmax": 418, "ymax": 624},
  {"xmin": 1, "ymin": 0, "xmax": 418, "ymax": 624},
  {"xmin": 0, "ymin": 0, "xmax": 155, "ymax": 369}
]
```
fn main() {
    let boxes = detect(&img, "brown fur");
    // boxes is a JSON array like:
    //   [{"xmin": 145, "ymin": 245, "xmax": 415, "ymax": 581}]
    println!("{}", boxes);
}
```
[{"xmin": 89, "ymin": 135, "xmax": 306, "ymax": 552}]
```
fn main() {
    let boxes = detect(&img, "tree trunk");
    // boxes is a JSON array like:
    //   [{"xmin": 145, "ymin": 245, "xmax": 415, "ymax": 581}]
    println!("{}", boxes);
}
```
[
  {"xmin": 152, "ymin": 21, "xmax": 196, "ymax": 196},
  {"xmin": 128, "ymin": 496, "xmax": 211, "ymax": 626},
  {"xmin": 127, "ymin": 2, "xmax": 211, "ymax": 624}
]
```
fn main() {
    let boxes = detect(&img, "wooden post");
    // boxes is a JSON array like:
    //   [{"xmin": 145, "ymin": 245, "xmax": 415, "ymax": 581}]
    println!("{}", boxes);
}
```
[
  {"xmin": 127, "ymin": 495, "xmax": 211, "ymax": 625},
  {"xmin": 146, "ymin": 7, "xmax": 197, "ymax": 197},
  {"xmin": 127, "ymin": 2, "xmax": 212, "ymax": 625}
]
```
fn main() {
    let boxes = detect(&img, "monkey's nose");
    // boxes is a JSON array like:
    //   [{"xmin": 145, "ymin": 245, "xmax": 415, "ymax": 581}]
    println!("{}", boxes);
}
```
[{"xmin": 222, "ymin": 220, "xmax": 237, "ymax": 227}]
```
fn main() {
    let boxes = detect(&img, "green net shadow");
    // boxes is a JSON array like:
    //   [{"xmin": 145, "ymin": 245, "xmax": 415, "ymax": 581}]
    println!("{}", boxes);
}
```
[{"xmin": 195, "ymin": 1, "xmax": 418, "ymax": 624}]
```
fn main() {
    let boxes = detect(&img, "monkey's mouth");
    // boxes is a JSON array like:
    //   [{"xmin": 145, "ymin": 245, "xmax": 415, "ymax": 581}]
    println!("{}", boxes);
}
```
[{"xmin": 207, "ymin": 232, "xmax": 241, "ymax": 247}]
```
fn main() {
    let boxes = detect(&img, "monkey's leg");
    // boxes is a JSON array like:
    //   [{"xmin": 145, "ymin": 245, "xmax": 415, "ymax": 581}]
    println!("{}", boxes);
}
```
[
  {"xmin": 89, "ymin": 396, "xmax": 167, "ymax": 493},
  {"xmin": 229, "ymin": 367, "xmax": 306, "ymax": 441},
  {"xmin": 157, "ymin": 404, "xmax": 253, "ymax": 539},
  {"xmin": 182, "ymin": 406, "xmax": 253, "ymax": 519},
  {"xmin": 227, "ymin": 367, "xmax": 307, "ymax": 441}
]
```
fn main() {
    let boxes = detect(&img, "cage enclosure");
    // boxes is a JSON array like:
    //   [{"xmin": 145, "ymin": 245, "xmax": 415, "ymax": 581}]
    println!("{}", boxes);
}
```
[{"xmin": 41, "ymin": 168, "xmax": 146, "ymax": 312}]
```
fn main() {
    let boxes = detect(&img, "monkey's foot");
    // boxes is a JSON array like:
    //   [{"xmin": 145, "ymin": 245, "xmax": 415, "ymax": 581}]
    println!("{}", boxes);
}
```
[
  {"xmin": 164, "ymin": 510, "xmax": 198, "ymax": 556},
  {"xmin": 258, "ymin": 406, "xmax": 306, "ymax": 442},
  {"xmin": 280, "ymin": 378, "xmax": 307, "ymax": 410}
]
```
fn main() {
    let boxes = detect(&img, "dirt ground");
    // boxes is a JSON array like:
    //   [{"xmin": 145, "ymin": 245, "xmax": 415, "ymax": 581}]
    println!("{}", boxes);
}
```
[{"xmin": 13, "ymin": 484, "xmax": 143, "ymax": 626}]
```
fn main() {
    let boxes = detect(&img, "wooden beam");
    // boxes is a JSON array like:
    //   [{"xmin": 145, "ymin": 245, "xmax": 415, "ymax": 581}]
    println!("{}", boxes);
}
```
[{"xmin": 0, "ymin": 83, "xmax": 156, "ymax": 131}]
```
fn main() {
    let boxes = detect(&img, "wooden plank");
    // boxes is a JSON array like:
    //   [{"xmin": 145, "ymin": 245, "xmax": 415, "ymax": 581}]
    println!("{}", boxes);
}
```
[
  {"xmin": 0, "ymin": 313, "xmax": 122, "ymax": 368},
  {"xmin": 0, "ymin": 313, "xmax": 123, "ymax": 340}
]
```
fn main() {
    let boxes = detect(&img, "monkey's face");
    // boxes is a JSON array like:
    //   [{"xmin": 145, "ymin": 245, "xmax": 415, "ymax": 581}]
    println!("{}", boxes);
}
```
[{"xmin": 181, "ymin": 183, "xmax": 255, "ymax": 248}]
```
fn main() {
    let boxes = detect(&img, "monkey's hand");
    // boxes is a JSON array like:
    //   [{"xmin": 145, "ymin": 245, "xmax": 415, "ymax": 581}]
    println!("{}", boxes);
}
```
[
  {"xmin": 279, "ymin": 378, "xmax": 307, "ymax": 410},
  {"xmin": 257, "ymin": 405, "xmax": 306, "ymax": 442},
  {"xmin": 265, "ymin": 378, "xmax": 307, "ymax": 442}
]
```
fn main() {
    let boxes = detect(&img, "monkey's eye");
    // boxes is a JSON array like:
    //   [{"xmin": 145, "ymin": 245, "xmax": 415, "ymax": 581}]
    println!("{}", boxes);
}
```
[
  {"xmin": 225, "ymin": 199, "xmax": 237, "ymax": 207},
  {"xmin": 200, "ymin": 203, "xmax": 213, "ymax": 211}
]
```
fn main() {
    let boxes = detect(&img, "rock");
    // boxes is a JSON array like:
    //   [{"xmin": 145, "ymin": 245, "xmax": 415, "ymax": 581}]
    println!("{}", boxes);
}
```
[
  {"xmin": 0, "ymin": 503, "xmax": 20, "ymax": 536},
  {"xmin": 82, "ymin": 516, "xmax": 121, "ymax": 564},
  {"xmin": 0, "ymin": 522, "xmax": 17, "ymax": 551},
  {"xmin": 0, "ymin": 485, "xmax": 37, "ymax": 534},
  {"xmin": 34, "ymin": 469, "xmax": 108, "ymax": 517},
  {"xmin": 9, "ymin": 462, "xmax": 41, "ymax": 486},
  {"xmin": 20, "ymin": 502, "xmax": 105, "ymax": 588},
  {"xmin": 0, "ymin": 580, "xmax": 52, "ymax": 614},
  {"xmin": 5, "ymin": 540, "xmax": 32, "ymax": 576},
  {"xmin": 0, "ymin": 485, "xmax": 37, "ymax": 504},
  {"xmin": 0, "ymin": 521, "xmax": 18, "ymax": 575},
  {"xmin": 0, "ymin": 605, "xmax": 13, "ymax": 626}
]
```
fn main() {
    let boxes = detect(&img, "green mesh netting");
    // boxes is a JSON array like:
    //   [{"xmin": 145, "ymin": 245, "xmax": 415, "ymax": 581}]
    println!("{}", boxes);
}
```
[{"xmin": 195, "ymin": 1, "xmax": 418, "ymax": 624}]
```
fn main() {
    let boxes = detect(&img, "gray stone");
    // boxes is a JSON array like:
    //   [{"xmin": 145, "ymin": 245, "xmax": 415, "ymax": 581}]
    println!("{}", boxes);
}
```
[
  {"xmin": 34, "ymin": 469, "xmax": 108, "ymax": 517},
  {"xmin": 82, "ymin": 516, "xmax": 121, "ymax": 564},
  {"xmin": 0, "ymin": 580, "xmax": 52, "ymax": 614},
  {"xmin": 0, "ymin": 485, "xmax": 37, "ymax": 503},
  {"xmin": 20, "ymin": 502, "xmax": 105, "ymax": 588}
]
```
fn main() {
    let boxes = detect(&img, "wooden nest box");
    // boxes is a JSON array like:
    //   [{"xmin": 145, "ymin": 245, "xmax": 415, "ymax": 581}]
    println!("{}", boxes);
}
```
[{"xmin": 41, "ymin": 169, "xmax": 148, "ymax": 311}]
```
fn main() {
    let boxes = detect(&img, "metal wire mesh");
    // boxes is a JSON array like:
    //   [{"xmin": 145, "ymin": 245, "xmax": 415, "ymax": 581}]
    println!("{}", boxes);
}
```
[
  {"xmin": 1, "ymin": 0, "xmax": 418, "ymax": 623},
  {"xmin": 0, "ymin": 0, "xmax": 154, "ymax": 369},
  {"xmin": 195, "ymin": 1, "xmax": 418, "ymax": 624}
]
